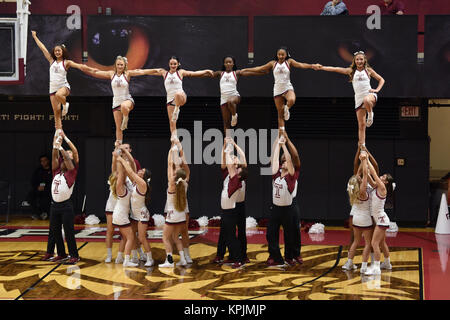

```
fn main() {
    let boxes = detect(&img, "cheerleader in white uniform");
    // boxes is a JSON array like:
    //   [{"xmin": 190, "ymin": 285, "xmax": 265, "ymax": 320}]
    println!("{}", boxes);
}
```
[
  {"xmin": 159, "ymin": 139, "xmax": 191, "ymax": 268},
  {"xmin": 79, "ymin": 56, "xmax": 153, "ymax": 147},
  {"xmin": 317, "ymin": 51, "xmax": 385, "ymax": 147},
  {"xmin": 209, "ymin": 56, "xmax": 262, "ymax": 136},
  {"xmin": 342, "ymin": 150, "xmax": 374, "ymax": 273},
  {"xmin": 111, "ymin": 148, "xmax": 139, "ymax": 267},
  {"xmin": 31, "ymin": 31, "xmax": 85, "ymax": 134},
  {"xmin": 129, "ymin": 56, "xmax": 213, "ymax": 138},
  {"xmin": 241, "ymin": 47, "xmax": 321, "ymax": 134},
  {"xmin": 364, "ymin": 160, "xmax": 395, "ymax": 275},
  {"xmin": 115, "ymin": 151, "xmax": 154, "ymax": 267}
]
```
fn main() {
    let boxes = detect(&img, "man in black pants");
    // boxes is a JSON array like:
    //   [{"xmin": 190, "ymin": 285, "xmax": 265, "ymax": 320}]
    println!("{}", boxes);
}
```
[
  {"xmin": 42, "ymin": 131, "xmax": 80, "ymax": 264},
  {"xmin": 214, "ymin": 138, "xmax": 248, "ymax": 268}
]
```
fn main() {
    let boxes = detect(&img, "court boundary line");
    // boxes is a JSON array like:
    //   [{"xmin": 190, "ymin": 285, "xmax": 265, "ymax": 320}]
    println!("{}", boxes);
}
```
[
  {"xmin": 14, "ymin": 242, "xmax": 89, "ymax": 300},
  {"xmin": 246, "ymin": 245, "xmax": 343, "ymax": 300}
]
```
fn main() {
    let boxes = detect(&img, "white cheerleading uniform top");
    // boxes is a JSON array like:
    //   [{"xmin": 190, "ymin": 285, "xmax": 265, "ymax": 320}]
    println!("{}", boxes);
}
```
[
  {"xmin": 164, "ymin": 71, "xmax": 184, "ymax": 104},
  {"xmin": 272, "ymin": 167, "xmax": 300, "ymax": 207},
  {"xmin": 51, "ymin": 164, "xmax": 78, "ymax": 203},
  {"xmin": 49, "ymin": 60, "xmax": 70, "ymax": 94},
  {"xmin": 350, "ymin": 183, "xmax": 374, "ymax": 217},
  {"xmin": 111, "ymin": 73, "xmax": 134, "ymax": 108},
  {"xmin": 220, "ymin": 71, "xmax": 240, "ymax": 105},
  {"xmin": 370, "ymin": 188, "xmax": 390, "ymax": 227},
  {"xmin": 352, "ymin": 69, "xmax": 377, "ymax": 109},
  {"xmin": 273, "ymin": 61, "xmax": 294, "ymax": 96},
  {"xmin": 165, "ymin": 182, "xmax": 189, "ymax": 224},
  {"xmin": 112, "ymin": 186, "xmax": 132, "ymax": 226},
  {"xmin": 130, "ymin": 183, "xmax": 150, "ymax": 222},
  {"xmin": 221, "ymin": 168, "xmax": 244, "ymax": 210}
]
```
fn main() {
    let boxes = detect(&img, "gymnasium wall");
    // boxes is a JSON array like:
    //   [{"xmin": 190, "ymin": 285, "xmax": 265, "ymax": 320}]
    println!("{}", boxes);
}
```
[{"xmin": 0, "ymin": 96, "xmax": 429, "ymax": 225}]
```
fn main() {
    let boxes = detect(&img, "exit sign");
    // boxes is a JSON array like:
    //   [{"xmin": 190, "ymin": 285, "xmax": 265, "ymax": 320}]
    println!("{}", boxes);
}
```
[{"xmin": 400, "ymin": 106, "xmax": 421, "ymax": 119}]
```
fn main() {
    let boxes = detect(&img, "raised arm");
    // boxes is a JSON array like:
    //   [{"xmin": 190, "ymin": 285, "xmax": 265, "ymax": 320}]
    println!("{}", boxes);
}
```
[
  {"xmin": 368, "ymin": 160, "xmax": 386, "ymax": 196},
  {"xmin": 359, "ymin": 156, "xmax": 369, "ymax": 199},
  {"xmin": 62, "ymin": 131, "xmax": 79, "ymax": 165},
  {"xmin": 180, "ymin": 69, "xmax": 214, "ymax": 78},
  {"xmin": 60, "ymin": 148, "xmax": 75, "ymax": 171},
  {"xmin": 240, "ymin": 61, "xmax": 274, "ymax": 75},
  {"xmin": 118, "ymin": 145, "xmax": 137, "ymax": 173},
  {"xmin": 271, "ymin": 137, "xmax": 282, "ymax": 175},
  {"xmin": 52, "ymin": 135, "xmax": 61, "ymax": 171},
  {"xmin": 127, "ymin": 68, "xmax": 166, "ymax": 77},
  {"xmin": 282, "ymin": 131, "xmax": 300, "ymax": 169},
  {"xmin": 31, "ymin": 31, "xmax": 53, "ymax": 64},
  {"xmin": 288, "ymin": 58, "xmax": 321, "ymax": 70},
  {"xmin": 281, "ymin": 143, "xmax": 295, "ymax": 175},
  {"xmin": 237, "ymin": 69, "xmax": 268, "ymax": 77},
  {"xmin": 116, "ymin": 156, "xmax": 146, "ymax": 191},
  {"xmin": 225, "ymin": 145, "xmax": 238, "ymax": 177},
  {"xmin": 65, "ymin": 60, "xmax": 85, "ymax": 71},
  {"xmin": 368, "ymin": 67, "xmax": 385, "ymax": 93},
  {"xmin": 231, "ymin": 140, "xmax": 247, "ymax": 167}
]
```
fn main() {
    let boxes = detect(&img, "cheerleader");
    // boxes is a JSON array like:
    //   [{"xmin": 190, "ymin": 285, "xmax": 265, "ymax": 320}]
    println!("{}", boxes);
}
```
[
  {"xmin": 318, "ymin": 51, "xmax": 385, "ymax": 146},
  {"xmin": 364, "ymin": 160, "xmax": 395, "ymax": 275},
  {"xmin": 31, "ymin": 31, "xmax": 85, "ymax": 134},
  {"xmin": 267, "ymin": 134, "xmax": 301, "ymax": 267},
  {"xmin": 159, "ymin": 140, "xmax": 191, "ymax": 268},
  {"xmin": 131, "ymin": 56, "xmax": 213, "ymax": 138},
  {"xmin": 80, "ymin": 56, "xmax": 148, "ymax": 147},
  {"xmin": 240, "ymin": 47, "xmax": 321, "ymax": 133},
  {"xmin": 209, "ymin": 56, "xmax": 263, "ymax": 136},
  {"xmin": 48, "ymin": 130, "xmax": 80, "ymax": 264},
  {"xmin": 115, "ymin": 150, "xmax": 154, "ymax": 267},
  {"xmin": 110, "ymin": 148, "xmax": 138, "ymax": 267},
  {"xmin": 214, "ymin": 137, "xmax": 248, "ymax": 266},
  {"xmin": 342, "ymin": 151, "xmax": 373, "ymax": 273}
]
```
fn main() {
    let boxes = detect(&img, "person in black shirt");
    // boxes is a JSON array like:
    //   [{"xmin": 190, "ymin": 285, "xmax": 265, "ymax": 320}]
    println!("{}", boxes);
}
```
[{"xmin": 28, "ymin": 154, "xmax": 52, "ymax": 220}]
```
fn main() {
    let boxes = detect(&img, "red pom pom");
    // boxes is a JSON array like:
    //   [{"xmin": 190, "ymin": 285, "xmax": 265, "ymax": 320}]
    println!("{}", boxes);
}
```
[
  {"xmin": 188, "ymin": 219, "xmax": 199, "ymax": 229},
  {"xmin": 148, "ymin": 216, "xmax": 155, "ymax": 227},
  {"xmin": 208, "ymin": 218, "xmax": 221, "ymax": 227},
  {"xmin": 257, "ymin": 218, "xmax": 269, "ymax": 228},
  {"xmin": 73, "ymin": 214, "xmax": 85, "ymax": 224}
]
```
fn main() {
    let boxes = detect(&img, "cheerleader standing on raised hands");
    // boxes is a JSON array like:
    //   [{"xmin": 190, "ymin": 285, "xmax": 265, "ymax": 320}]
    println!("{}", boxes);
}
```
[
  {"xmin": 80, "ymin": 56, "xmax": 152, "ymax": 147},
  {"xmin": 132, "ymin": 56, "xmax": 213, "ymax": 139},
  {"xmin": 317, "ymin": 51, "xmax": 385, "ymax": 147},
  {"xmin": 240, "ymin": 47, "xmax": 321, "ymax": 134},
  {"xmin": 31, "ymin": 31, "xmax": 85, "ymax": 134},
  {"xmin": 209, "ymin": 56, "xmax": 263, "ymax": 136}
]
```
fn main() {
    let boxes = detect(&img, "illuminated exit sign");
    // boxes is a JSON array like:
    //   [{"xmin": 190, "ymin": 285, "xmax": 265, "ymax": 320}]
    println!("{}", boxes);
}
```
[{"xmin": 400, "ymin": 106, "xmax": 420, "ymax": 120}]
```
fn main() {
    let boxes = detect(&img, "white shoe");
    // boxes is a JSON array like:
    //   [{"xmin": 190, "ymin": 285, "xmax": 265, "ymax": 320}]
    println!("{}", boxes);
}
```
[
  {"xmin": 105, "ymin": 256, "xmax": 112, "ymax": 263},
  {"xmin": 177, "ymin": 258, "xmax": 187, "ymax": 267},
  {"xmin": 342, "ymin": 260, "xmax": 356, "ymax": 271},
  {"xmin": 131, "ymin": 256, "xmax": 139, "ymax": 264},
  {"xmin": 366, "ymin": 112, "xmax": 374, "ymax": 127},
  {"xmin": 123, "ymin": 260, "xmax": 139, "ymax": 267},
  {"xmin": 139, "ymin": 254, "xmax": 147, "ymax": 262},
  {"xmin": 364, "ymin": 266, "xmax": 381, "ymax": 275},
  {"xmin": 62, "ymin": 102, "xmax": 69, "ymax": 117},
  {"xmin": 380, "ymin": 261, "xmax": 392, "ymax": 270},
  {"xmin": 231, "ymin": 114, "xmax": 238, "ymax": 127},
  {"xmin": 172, "ymin": 106, "xmax": 180, "ymax": 122},
  {"xmin": 121, "ymin": 116, "xmax": 129, "ymax": 130},
  {"xmin": 360, "ymin": 266, "xmax": 367, "ymax": 274},
  {"xmin": 115, "ymin": 256, "xmax": 124, "ymax": 264},
  {"xmin": 283, "ymin": 105, "xmax": 290, "ymax": 121},
  {"xmin": 144, "ymin": 258, "xmax": 154, "ymax": 267},
  {"xmin": 159, "ymin": 261, "xmax": 174, "ymax": 268}
]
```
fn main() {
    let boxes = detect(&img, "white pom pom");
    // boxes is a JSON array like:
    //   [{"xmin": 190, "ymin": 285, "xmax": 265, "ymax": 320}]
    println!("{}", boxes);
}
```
[
  {"xmin": 308, "ymin": 223, "xmax": 325, "ymax": 234},
  {"xmin": 210, "ymin": 216, "xmax": 221, "ymax": 220},
  {"xmin": 246, "ymin": 217, "xmax": 258, "ymax": 229},
  {"xmin": 196, "ymin": 216, "xmax": 209, "ymax": 227},
  {"xmin": 152, "ymin": 214, "xmax": 166, "ymax": 227}
]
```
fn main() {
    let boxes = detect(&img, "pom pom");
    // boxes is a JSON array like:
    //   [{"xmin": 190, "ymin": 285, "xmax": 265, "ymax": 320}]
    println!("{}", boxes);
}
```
[
  {"xmin": 246, "ymin": 217, "xmax": 258, "ymax": 228},
  {"xmin": 85, "ymin": 214, "xmax": 100, "ymax": 225},
  {"xmin": 188, "ymin": 219, "xmax": 199, "ymax": 229},
  {"xmin": 74, "ymin": 214, "xmax": 85, "ymax": 225},
  {"xmin": 208, "ymin": 216, "xmax": 221, "ymax": 227},
  {"xmin": 196, "ymin": 216, "xmax": 209, "ymax": 227},
  {"xmin": 308, "ymin": 223, "xmax": 325, "ymax": 234},
  {"xmin": 152, "ymin": 214, "xmax": 165, "ymax": 227}
]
